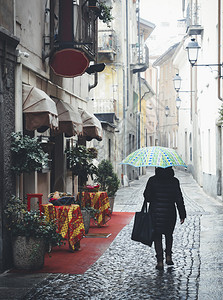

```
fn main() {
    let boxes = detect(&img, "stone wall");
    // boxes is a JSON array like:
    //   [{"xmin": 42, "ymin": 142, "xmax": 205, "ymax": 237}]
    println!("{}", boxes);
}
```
[{"xmin": 0, "ymin": 27, "xmax": 19, "ymax": 271}]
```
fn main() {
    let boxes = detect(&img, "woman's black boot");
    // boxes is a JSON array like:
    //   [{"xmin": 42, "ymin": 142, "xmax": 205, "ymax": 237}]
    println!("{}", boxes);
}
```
[
  {"xmin": 156, "ymin": 261, "xmax": 164, "ymax": 270},
  {"xmin": 166, "ymin": 255, "xmax": 174, "ymax": 265},
  {"xmin": 155, "ymin": 253, "xmax": 164, "ymax": 270}
]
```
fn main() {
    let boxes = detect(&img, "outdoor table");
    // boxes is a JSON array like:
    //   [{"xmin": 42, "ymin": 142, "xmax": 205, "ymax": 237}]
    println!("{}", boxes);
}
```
[
  {"xmin": 77, "ymin": 191, "xmax": 111, "ymax": 226},
  {"xmin": 41, "ymin": 204, "xmax": 85, "ymax": 251}
]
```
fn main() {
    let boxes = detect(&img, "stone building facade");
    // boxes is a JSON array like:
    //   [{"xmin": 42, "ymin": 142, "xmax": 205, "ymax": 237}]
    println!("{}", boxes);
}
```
[
  {"xmin": 0, "ymin": 1, "xmax": 19, "ymax": 271},
  {"xmin": 0, "ymin": 0, "xmax": 102, "ymax": 271}
]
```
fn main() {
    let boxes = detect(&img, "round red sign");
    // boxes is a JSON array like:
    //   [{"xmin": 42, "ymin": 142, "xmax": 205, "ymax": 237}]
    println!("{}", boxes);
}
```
[{"xmin": 50, "ymin": 49, "xmax": 90, "ymax": 77}]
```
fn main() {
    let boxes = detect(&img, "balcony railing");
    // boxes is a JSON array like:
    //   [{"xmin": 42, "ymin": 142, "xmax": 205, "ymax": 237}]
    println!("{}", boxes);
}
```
[
  {"xmin": 94, "ymin": 98, "xmax": 117, "ymax": 114},
  {"xmin": 130, "ymin": 43, "xmax": 149, "ymax": 65},
  {"xmin": 98, "ymin": 30, "xmax": 116, "ymax": 61},
  {"xmin": 131, "ymin": 43, "xmax": 149, "ymax": 73},
  {"xmin": 47, "ymin": 0, "xmax": 98, "ymax": 62}
]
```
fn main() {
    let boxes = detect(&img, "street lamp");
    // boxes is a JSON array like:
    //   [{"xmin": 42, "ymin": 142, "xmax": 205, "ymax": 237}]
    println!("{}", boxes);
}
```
[
  {"xmin": 176, "ymin": 96, "xmax": 181, "ymax": 109},
  {"xmin": 173, "ymin": 73, "xmax": 182, "ymax": 92},
  {"xmin": 186, "ymin": 38, "xmax": 223, "ymax": 75},
  {"xmin": 186, "ymin": 38, "xmax": 200, "ymax": 66},
  {"xmin": 173, "ymin": 73, "xmax": 194, "ymax": 110},
  {"xmin": 165, "ymin": 105, "xmax": 170, "ymax": 117}
]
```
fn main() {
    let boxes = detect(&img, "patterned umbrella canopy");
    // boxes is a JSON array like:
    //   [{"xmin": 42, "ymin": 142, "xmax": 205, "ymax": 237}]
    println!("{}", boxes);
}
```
[{"xmin": 121, "ymin": 146, "xmax": 187, "ymax": 168}]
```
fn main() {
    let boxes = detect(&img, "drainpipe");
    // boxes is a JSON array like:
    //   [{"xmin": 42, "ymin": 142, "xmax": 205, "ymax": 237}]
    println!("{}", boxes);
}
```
[
  {"xmin": 50, "ymin": 0, "xmax": 55, "ymax": 50},
  {"xmin": 89, "ymin": 11, "xmax": 99, "ymax": 91},
  {"xmin": 13, "ymin": 0, "xmax": 16, "ymax": 35},
  {"xmin": 123, "ymin": 67, "xmax": 127, "ymax": 179},
  {"xmin": 135, "ymin": 0, "xmax": 141, "ymax": 178},
  {"xmin": 153, "ymin": 65, "xmax": 160, "ymax": 144},
  {"xmin": 218, "ymin": 0, "xmax": 222, "ymax": 101},
  {"xmin": 126, "ymin": 0, "xmax": 129, "ymax": 108},
  {"xmin": 137, "ymin": 0, "xmax": 141, "ymax": 151},
  {"xmin": 122, "ymin": 0, "xmax": 129, "ymax": 180},
  {"xmin": 88, "ymin": 72, "xmax": 98, "ymax": 90}
]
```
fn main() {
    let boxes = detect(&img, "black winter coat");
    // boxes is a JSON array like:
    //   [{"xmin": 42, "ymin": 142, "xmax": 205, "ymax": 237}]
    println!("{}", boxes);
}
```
[{"xmin": 143, "ymin": 167, "xmax": 186, "ymax": 235}]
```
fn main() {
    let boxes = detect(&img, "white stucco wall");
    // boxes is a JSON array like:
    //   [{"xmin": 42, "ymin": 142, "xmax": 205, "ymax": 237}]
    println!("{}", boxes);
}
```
[
  {"xmin": 173, "ymin": 44, "xmax": 193, "ymax": 168},
  {"xmin": 174, "ymin": 0, "xmax": 223, "ymax": 197},
  {"xmin": 197, "ymin": 0, "xmax": 221, "ymax": 176}
]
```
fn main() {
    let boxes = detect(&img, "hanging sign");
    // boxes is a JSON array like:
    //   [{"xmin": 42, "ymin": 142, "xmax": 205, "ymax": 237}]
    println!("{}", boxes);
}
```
[{"xmin": 50, "ymin": 49, "xmax": 90, "ymax": 78}]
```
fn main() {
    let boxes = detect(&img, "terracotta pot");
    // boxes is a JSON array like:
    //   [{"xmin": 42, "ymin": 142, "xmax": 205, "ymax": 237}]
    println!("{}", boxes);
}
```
[
  {"xmin": 12, "ymin": 236, "xmax": 45, "ymax": 270},
  {"xmin": 81, "ymin": 209, "xmax": 91, "ymax": 234}
]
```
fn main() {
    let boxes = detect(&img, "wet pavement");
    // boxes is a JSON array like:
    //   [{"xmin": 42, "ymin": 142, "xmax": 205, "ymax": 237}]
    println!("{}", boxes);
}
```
[{"xmin": 1, "ymin": 168, "xmax": 223, "ymax": 299}]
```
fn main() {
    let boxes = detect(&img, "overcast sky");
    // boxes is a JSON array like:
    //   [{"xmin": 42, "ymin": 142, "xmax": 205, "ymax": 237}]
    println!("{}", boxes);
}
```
[
  {"xmin": 140, "ymin": 0, "xmax": 183, "ymax": 56},
  {"xmin": 140, "ymin": 0, "xmax": 182, "ymax": 24}
]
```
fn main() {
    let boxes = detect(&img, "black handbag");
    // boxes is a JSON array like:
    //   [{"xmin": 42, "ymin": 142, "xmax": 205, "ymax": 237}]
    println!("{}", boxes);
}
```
[{"xmin": 131, "ymin": 199, "xmax": 154, "ymax": 247}]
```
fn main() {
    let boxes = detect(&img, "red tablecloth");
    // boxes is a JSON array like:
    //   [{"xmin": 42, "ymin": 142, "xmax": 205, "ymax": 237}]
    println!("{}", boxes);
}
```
[
  {"xmin": 41, "ymin": 204, "xmax": 85, "ymax": 251},
  {"xmin": 77, "ymin": 191, "xmax": 111, "ymax": 226}
]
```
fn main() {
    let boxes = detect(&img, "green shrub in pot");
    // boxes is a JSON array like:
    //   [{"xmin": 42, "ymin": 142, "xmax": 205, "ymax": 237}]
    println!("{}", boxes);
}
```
[
  {"xmin": 88, "ymin": 0, "xmax": 113, "ymax": 27},
  {"xmin": 96, "ymin": 160, "xmax": 120, "ymax": 197},
  {"xmin": 4, "ymin": 195, "xmax": 65, "ymax": 270},
  {"xmin": 11, "ymin": 132, "xmax": 49, "ymax": 175},
  {"xmin": 95, "ymin": 160, "xmax": 120, "ymax": 213},
  {"xmin": 65, "ymin": 145, "xmax": 98, "ymax": 202}
]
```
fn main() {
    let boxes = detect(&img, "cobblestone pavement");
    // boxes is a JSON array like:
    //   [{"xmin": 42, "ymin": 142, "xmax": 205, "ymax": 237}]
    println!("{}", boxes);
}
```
[{"xmin": 10, "ymin": 169, "xmax": 223, "ymax": 299}]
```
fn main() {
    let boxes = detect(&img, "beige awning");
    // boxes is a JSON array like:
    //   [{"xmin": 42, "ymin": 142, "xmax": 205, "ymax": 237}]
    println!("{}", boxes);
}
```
[
  {"xmin": 22, "ymin": 84, "xmax": 58, "ymax": 132},
  {"xmin": 53, "ymin": 99, "xmax": 83, "ymax": 137},
  {"xmin": 78, "ymin": 108, "xmax": 102, "ymax": 141}
]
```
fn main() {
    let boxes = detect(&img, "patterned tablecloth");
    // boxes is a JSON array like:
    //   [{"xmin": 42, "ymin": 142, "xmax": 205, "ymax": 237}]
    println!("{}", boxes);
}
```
[
  {"xmin": 77, "ymin": 191, "xmax": 111, "ymax": 226},
  {"xmin": 41, "ymin": 204, "xmax": 85, "ymax": 251}
]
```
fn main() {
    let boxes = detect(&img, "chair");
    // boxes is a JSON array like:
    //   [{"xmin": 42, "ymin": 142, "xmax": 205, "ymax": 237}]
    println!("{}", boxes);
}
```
[{"xmin": 27, "ymin": 193, "xmax": 43, "ymax": 213}]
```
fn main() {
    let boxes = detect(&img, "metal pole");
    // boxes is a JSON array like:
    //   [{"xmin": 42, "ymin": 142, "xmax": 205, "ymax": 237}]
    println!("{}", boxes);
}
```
[
  {"xmin": 123, "ymin": 0, "xmax": 129, "ymax": 179},
  {"xmin": 137, "ymin": 0, "xmax": 141, "ymax": 150},
  {"xmin": 137, "ymin": 0, "xmax": 141, "ymax": 177}
]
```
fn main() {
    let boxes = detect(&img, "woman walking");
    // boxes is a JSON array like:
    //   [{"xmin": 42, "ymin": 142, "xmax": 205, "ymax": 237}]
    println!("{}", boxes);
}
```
[{"xmin": 143, "ymin": 167, "xmax": 186, "ymax": 270}]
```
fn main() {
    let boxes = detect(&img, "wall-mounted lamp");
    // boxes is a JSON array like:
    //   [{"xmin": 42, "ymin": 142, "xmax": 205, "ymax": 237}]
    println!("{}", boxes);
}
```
[
  {"xmin": 186, "ymin": 38, "xmax": 200, "ymax": 66},
  {"xmin": 38, "ymin": 136, "xmax": 49, "ymax": 144},
  {"xmin": 173, "ymin": 73, "xmax": 182, "ymax": 92},
  {"xmin": 165, "ymin": 105, "xmax": 170, "ymax": 117},
  {"xmin": 16, "ymin": 49, "xmax": 30, "ymax": 58},
  {"xmin": 176, "ymin": 96, "xmax": 181, "ymax": 109},
  {"xmin": 173, "ymin": 73, "xmax": 195, "ymax": 93},
  {"xmin": 186, "ymin": 38, "xmax": 223, "ymax": 77}
]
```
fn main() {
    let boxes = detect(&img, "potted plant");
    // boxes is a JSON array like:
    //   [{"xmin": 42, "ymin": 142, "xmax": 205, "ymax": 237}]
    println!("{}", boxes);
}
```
[
  {"xmin": 4, "ymin": 195, "xmax": 65, "ymax": 270},
  {"xmin": 79, "ymin": 206, "xmax": 100, "ymax": 234},
  {"xmin": 95, "ymin": 159, "xmax": 120, "ymax": 213},
  {"xmin": 65, "ymin": 145, "xmax": 98, "ymax": 232},
  {"xmin": 11, "ymin": 132, "xmax": 49, "ymax": 175},
  {"xmin": 66, "ymin": 145, "xmax": 98, "ymax": 191},
  {"xmin": 98, "ymin": 1, "xmax": 113, "ymax": 26},
  {"xmin": 88, "ymin": 0, "xmax": 113, "ymax": 27}
]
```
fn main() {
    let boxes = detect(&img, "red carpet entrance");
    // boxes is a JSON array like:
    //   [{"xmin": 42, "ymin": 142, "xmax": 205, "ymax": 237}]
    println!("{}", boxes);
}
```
[{"xmin": 37, "ymin": 212, "xmax": 134, "ymax": 274}]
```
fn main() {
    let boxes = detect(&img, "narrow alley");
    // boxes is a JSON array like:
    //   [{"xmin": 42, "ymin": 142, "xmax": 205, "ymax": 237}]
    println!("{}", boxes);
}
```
[{"xmin": 10, "ymin": 168, "xmax": 222, "ymax": 299}]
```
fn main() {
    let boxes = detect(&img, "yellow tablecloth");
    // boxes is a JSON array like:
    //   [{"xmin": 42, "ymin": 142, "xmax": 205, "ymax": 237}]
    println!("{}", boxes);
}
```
[
  {"xmin": 77, "ymin": 191, "xmax": 111, "ymax": 226},
  {"xmin": 41, "ymin": 204, "xmax": 85, "ymax": 250}
]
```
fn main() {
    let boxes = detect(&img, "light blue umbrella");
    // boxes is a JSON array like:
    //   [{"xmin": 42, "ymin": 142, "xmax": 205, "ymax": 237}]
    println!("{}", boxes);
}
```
[{"xmin": 121, "ymin": 146, "xmax": 187, "ymax": 168}]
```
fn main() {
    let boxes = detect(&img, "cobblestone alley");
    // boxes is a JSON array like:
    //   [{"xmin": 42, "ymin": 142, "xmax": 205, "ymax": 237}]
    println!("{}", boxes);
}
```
[{"xmin": 2, "ymin": 169, "xmax": 223, "ymax": 300}]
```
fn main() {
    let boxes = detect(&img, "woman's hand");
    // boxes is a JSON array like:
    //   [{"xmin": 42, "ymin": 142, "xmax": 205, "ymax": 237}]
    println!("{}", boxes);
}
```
[{"xmin": 180, "ymin": 219, "xmax": 185, "ymax": 224}]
